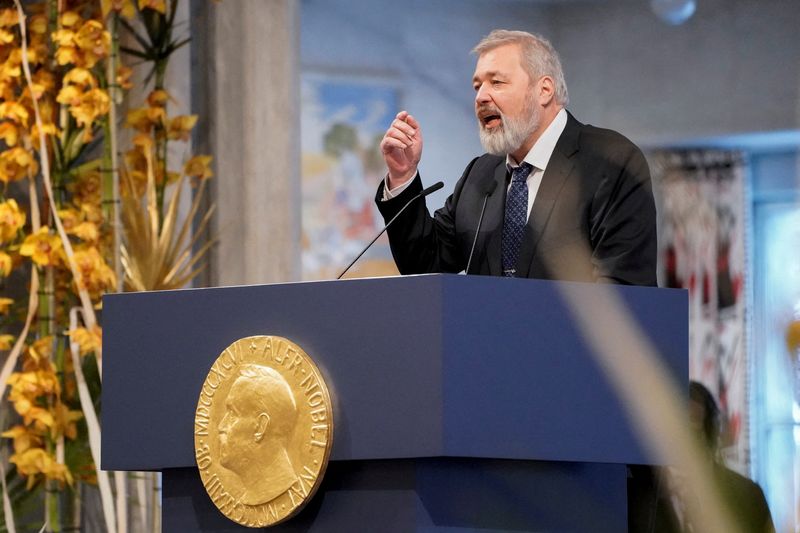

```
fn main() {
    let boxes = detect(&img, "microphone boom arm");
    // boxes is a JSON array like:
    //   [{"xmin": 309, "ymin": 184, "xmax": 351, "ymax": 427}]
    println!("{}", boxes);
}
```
[{"xmin": 337, "ymin": 181, "xmax": 444, "ymax": 280}]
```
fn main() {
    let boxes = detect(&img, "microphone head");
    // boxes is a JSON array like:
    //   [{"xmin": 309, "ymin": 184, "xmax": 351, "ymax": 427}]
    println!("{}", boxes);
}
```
[{"xmin": 421, "ymin": 181, "xmax": 445, "ymax": 197}]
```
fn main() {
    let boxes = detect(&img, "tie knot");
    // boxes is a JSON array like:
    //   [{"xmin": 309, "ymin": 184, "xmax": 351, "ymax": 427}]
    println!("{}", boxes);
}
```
[{"xmin": 511, "ymin": 163, "xmax": 533, "ymax": 183}]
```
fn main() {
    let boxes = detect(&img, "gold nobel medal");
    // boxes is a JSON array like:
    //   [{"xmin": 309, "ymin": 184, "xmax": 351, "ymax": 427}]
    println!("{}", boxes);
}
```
[{"xmin": 194, "ymin": 336, "xmax": 334, "ymax": 527}]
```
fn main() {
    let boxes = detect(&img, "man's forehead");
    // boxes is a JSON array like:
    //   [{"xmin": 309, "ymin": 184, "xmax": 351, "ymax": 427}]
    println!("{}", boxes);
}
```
[{"xmin": 474, "ymin": 45, "xmax": 523, "ymax": 75}]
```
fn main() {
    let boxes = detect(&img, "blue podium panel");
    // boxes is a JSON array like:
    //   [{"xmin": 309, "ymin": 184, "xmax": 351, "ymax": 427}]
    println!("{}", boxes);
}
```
[
  {"xmin": 440, "ymin": 277, "xmax": 688, "ymax": 464},
  {"xmin": 162, "ymin": 459, "xmax": 628, "ymax": 533},
  {"xmin": 102, "ymin": 276, "xmax": 445, "ymax": 470},
  {"xmin": 102, "ymin": 275, "xmax": 687, "ymax": 472}
]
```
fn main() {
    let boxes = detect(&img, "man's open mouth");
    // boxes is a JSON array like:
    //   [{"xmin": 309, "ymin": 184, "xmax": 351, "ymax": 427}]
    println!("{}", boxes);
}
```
[{"xmin": 480, "ymin": 114, "xmax": 502, "ymax": 129}]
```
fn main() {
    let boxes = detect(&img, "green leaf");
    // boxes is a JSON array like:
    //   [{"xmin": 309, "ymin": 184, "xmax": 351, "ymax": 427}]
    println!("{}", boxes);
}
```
[
  {"xmin": 118, "ymin": 46, "xmax": 150, "ymax": 60},
  {"xmin": 168, "ymin": 36, "xmax": 191, "ymax": 53},
  {"xmin": 118, "ymin": 18, "xmax": 151, "ymax": 52}
]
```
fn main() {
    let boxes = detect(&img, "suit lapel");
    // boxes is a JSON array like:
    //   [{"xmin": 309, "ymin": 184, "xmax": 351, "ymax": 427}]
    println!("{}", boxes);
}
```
[
  {"xmin": 484, "ymin": 162, "xmax": 509, "ymax": 276},
  {"xmin": 515, "ymin": 113, "xmax": 581, "ymax": 278}
]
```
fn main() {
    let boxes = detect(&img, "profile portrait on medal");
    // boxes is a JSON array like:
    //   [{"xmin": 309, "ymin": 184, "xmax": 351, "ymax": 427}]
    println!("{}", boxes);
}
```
[{"xmin": 217, "ymin": 363, "xmax": 300, "ymax": 505}]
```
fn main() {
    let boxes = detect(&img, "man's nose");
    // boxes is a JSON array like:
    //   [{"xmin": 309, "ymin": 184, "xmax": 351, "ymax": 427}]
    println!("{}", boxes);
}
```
[{"xmin": 475, "ymin": 84, "xmax": 491, "ymax": 105}]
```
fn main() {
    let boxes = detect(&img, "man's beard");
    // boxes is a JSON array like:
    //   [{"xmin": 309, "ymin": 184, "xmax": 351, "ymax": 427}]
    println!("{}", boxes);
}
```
[{"xmin": 477, "ymin": 96, "xmax": 540, "ymax": 157}]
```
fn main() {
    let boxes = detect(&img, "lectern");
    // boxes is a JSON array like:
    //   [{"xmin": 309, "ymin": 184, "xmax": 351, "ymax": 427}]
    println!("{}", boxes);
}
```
[{"xmin": 102, "ymin": 274, "xmax": 687, "ymax": 532}]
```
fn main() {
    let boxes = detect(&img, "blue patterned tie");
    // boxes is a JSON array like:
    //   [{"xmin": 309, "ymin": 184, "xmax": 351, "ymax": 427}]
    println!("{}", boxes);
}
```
[{"xmin": 502, "ymin": 163, "xmax": 533, "ymax": 277}]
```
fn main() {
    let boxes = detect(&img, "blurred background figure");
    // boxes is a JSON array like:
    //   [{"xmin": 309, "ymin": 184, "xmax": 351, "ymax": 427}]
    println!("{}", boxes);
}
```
[{"xmin": 681, "ymin": 381, "xmax": 775, "ymax": 533}]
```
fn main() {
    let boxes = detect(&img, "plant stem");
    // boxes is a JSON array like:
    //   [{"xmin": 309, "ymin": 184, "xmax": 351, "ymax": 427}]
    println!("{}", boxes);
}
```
[
  {"xmin": 103, "ymin": 11, "xmax": 123, "ymax": 291},
  {"xmin": 153, "ymin": 60, "xmax": 168, "ymax": 227}
]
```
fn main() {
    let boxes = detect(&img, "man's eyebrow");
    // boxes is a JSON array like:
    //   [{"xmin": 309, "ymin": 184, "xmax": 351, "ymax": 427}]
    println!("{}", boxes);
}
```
[{"xmin": 472, "ymin": 70, "xmax": 505, "ymax": 83}]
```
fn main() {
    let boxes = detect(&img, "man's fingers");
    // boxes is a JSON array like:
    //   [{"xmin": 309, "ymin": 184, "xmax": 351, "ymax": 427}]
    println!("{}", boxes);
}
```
[
  {"xmin": 380, "ymin": 136, "xmax": 409, "ymax": 153},
  {"xmin": 385, "ymin": 127, "xmax": 415, "ymax": 145},
  {"xmin": 391, "ymin": 118, "xmax": 416, "ymax": 139},
  {"xmin": 404, "ymin": 114, "xmax": 420, "ymax": 129},
  {"xmin": 382, "ymin": 110, "xmax": 422, "ymax": 163}
]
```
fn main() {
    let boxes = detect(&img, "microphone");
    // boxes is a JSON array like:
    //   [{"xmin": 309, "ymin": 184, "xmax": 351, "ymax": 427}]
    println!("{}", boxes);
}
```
[
  {"xmin": 337, "ymin": 180, "xmax": 445, "ymax": 280},
  {"xmin": 464, "ymin": 179, "xmax": 498, "ymax": 275}
]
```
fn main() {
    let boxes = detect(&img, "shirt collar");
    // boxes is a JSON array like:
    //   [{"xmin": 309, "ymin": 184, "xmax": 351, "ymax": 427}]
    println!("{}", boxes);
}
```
[{"xmin": 506, "ymin": 107, "xmax": 568, "ymax": 172}]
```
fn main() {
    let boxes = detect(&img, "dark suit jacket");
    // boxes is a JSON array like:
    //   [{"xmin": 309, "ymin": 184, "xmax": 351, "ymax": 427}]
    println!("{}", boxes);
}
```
[
  {"xmin": 628, "ymin": 464, "xmax": 775, "ymax": 533},
  {"xmin": 375, "ymin": 112, "xmax": 657, "ymax": 285}
]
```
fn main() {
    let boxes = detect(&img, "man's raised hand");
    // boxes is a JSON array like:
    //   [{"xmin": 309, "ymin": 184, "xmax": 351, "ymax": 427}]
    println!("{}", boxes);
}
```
[{"xmin": 380, "ymin": 111, "xmax": 423, "ymax": 190}]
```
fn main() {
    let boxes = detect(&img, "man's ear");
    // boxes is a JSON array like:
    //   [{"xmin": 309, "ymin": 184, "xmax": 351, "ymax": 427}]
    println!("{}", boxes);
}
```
[
  {"xmin": 254, "ymin": 413, "xmax": 270, "ymax": 443},
  {"xmin": 537, "ymin": 76, "xmax": 555, "ymax": 106}
]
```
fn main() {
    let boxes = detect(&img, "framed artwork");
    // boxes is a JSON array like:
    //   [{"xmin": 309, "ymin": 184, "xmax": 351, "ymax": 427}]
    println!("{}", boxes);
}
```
[
  {"xmin": 300, "ymin": 71, "xmax": 401, "ymax": 280},
  {"xmin": 655, "ymin": 151, "xmax": 749, "ymax": 472}
]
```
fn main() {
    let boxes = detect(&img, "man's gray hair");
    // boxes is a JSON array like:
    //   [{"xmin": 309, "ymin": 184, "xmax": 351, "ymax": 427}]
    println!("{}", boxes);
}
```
[{"xmin": 472, "ymin": 30, "xmax": 569, "ymax": 106}]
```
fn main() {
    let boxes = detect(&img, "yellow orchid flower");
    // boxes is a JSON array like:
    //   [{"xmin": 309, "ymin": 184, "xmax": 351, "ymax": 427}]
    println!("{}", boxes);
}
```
[
  {"xmin": 73, "ymin": 246, "xmax": 116, "ymax": 296},
  {"xmin": 33, "ymin": 69, "xmax": 56, "ymax": 92},
  {"xmin": 28, "ymin": 14, "xmax": 48, "ymax": 35},
  {"xmin": 1, "ymin": 425, "xmax": 42, "ymax": 455},
  {"xmin": 54, "ymin": 45, "xmax": 79, "ymax": 66},
  {"xmin": 71, "ymin": 222, "xmax": 99, "ymax": 242},
  {"xmin": 54, "ymin": 404, "xmax": 83, "ymax": 440},
  {"xmin": 56, "ymin": 207, "xmax": 80, "ymax": 228},
  {"xmin": 69, "ymin": 88, "xmax": 110, "ymax": 128},
  {"xmin": 0, "ymin": 252, "xmax": 12, "ymax": 276},
  {"xmin": 0, "ymin": 297, "xmax": 13, "ymax": 314},
  {"xmin": 0, "ymin": 60, "xmax": 22, "ymax": 84},
  {"xmin": 36, "ymin": 98, "xmax": 57, "ymax": 122},
  {"xmin": 51, "ymin": 28, "xmax": 75, "ymax": 47},
  {"xmin": 23, "ymin": 43, "xmax": 48, "ymax": 66},
  {"xmin": 9, "ymin": 395, "xmax": 32, "ymax": 418},
  {"xmin": 56, "ymin": 84, "xmax": 83, "ymax": 106},
  {"xmin": 30, "ymin": 121, "xmax": 58, "ymax": 141},
  {"xmin": 0, "ymin": 28, "xmax": 14, "ymax": 45},
  {"xmin": 0, "ymin": 101, "xmax": 30, "ymax": 126},
  {"xmin": 74, "ymin": 20, "xmax": 110, "ymax": 65},
  {"xmin": 7, "ymin": 368, "xmax": 56, "ymax": 399},
  {"xmin": 101, "ymin": 0, "xmax": 137, "ymax": 19},
  {"xmin": 0, "ymin": 9, "xmax": 19, "ymax": 27},
  {"xmin": 139, "ymin": 0, "xmax": 167, "ymax": 14},
  {"xmin": 133, "ymin": 132, "xmax": 155, "ymax": 154},
  {"xmin": 116, "ymin": 65, "xmax": 133, "ymax": 90},
  {"xmin": 166, "ymin": 115, "xmax": 198, "ymax": 141},
  {"xmin": 68, "ymin": 326, "xmax": 102, "ymax": 356},
  {"xmin": 0, "ymin": 147, "xmax": 39, "ymax": 183},
  {"xmin": 60, "ymin": 11, "xmax": 82, "ymax": 28},
  {"xmin": 0, "ymin": 122, "xmax": 19, "ymax": 147},
  {"xmin": 22, "ymin": 81, "xmax": 47, "ymax": 101},
  {"xmin": 10, "ymin": 448, "xmax": 74, "ymax": 488},
  {"xmin": 63, "ymin": 67, "xmax": 98, "ymax": 88},
  {"xmin": 57, "ymin": 208, "xmax": 100, "ymax": 242},
  {"xmin": 28, "ymin": 337, "xmax": 55, "ymax": 365},
  {"xmin": 68, "ymin": 169, "xmax": 102, "ymax": 207},
  {"xmin": 53, "ymin": 19, "xmax": 110, "ymax": 69},
  {"xmin": 27, "ymin": 406, "xmax": 56, "ymax": 432},
  {"xmin": 20, "ymin": 227, "xmax": 62, "ymax": 267},
  {"xmin": 80, "ymin": 202, "xmax": 103, "ymax": 224},
  {"xmin": 147, "ymin": 89, "xmax": 170, "ymax": 108},
  {"xmin": 125, "ymin": 106, "xmax": 166, "ymax": 132},
  {"xmin": 0, "ymin": 333, "xmax": 14, "ymax": 349},
  {"xmin": 184, "ymin": 155, "xmax": 214, "ymax": 180},
  {"xmin": 0, "ymin": 198, "xmax": 26, "ymax": 242}
]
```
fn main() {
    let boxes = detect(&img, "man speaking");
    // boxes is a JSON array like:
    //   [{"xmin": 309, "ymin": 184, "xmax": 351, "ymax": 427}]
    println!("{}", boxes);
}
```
[{"xmin": 375, "ymin": 29, "xmax": 656, "ymax": 285}]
